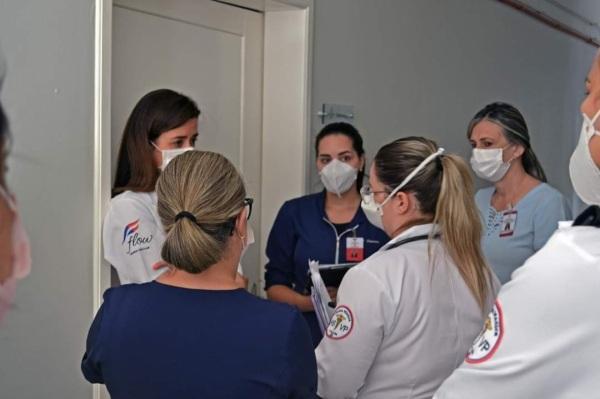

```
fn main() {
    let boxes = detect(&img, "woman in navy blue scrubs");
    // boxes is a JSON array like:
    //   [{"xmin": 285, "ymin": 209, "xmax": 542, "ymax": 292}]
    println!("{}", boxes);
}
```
[
  {"xmin": 82, "ymin": 151, "xmax": 317, "ymax": 399},
  {"xmin": 265, "ymin": 122, "xmax": 389, "ymax": 346}
]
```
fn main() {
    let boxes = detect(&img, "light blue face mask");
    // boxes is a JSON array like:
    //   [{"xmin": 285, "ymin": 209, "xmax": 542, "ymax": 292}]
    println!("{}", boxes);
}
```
[{"xmin": 360, "ymin": 148, "xmax": 445, "ymax": 230}]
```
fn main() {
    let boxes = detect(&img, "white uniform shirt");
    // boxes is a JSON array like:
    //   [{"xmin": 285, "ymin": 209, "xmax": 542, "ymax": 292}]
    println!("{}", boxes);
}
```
[
  {"xmin": 316, "ymin": 224, "xmax": 498, "ymax": 399},
  {"xmin": 104, "ymin": 190, "xmax": 245, "ymax": 285},
  {"xmin": 434, "ymin": 224, "xmax": 600, "ymax": 399},
  {"xmin": 103, "ymin": 191, "xmax": 167, "ymax": 284}
]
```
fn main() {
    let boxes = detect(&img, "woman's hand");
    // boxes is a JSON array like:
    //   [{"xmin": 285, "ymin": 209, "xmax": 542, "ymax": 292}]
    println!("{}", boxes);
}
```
[
  {"xmin": 152, "ymin": 260, "xmax": 169, "ymax": 271},
  {"xmin": 326, "ymin": 286, "xmax": 338, "ymax": 302}
]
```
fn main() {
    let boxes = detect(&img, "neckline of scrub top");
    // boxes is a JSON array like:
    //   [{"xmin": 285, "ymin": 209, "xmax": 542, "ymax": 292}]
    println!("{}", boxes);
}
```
[
  {"xmin": 151, "ymin": 280, "xmax": 247, "ymax": 294},
  {"xmin": 381, "ymin": 223, "xmax": 439, "ymax": 252},
  {"xmin": 332, "ymin": 222, "xmax": 352, "ymax": 234},
  {"xmin": 316, "ymin": 190, "xmax": 368, "ymax": 226},
  {"xmin": 486, "ymin": 182, "xmax": 546, "ymax": 214}
]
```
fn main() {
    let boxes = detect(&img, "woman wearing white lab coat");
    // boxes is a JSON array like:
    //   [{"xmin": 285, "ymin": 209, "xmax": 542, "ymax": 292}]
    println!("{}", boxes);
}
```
[
  {"xmin": 316, "ymin": 137, "xmax": 499, "ymax": 399},
  {"xmin": 103, "ymin": 89, "xmax": 200, "ymax": 284},
  {"xmin": 433, "ymin": 51, "xmax": 600, "ymax": 399}
]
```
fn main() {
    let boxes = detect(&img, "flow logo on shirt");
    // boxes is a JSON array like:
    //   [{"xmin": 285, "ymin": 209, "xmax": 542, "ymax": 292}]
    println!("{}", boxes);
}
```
[
  {"xmin": 122, "ymin": 219, "xmax": 153, "ymax": 255},
  {"xmin": 122, "ymin": 219, "xmax": 140, "ymax": 244}
]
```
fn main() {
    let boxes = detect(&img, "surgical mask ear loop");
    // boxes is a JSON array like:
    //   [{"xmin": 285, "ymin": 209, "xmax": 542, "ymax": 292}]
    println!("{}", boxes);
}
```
[
  {"xmin": 380, "ymin": 148, "xmax": 446, "ymax": 208},
  {"xmin": 151, "ymin": 141, "xmax": 164, "ymax": 164},
  {"xmin": 504, "ymin": 144, "xmax": 519, "ymax": 164}
]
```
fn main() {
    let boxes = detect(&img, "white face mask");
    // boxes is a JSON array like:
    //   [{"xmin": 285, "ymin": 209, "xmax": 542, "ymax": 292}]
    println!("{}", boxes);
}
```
[
  {"xmin": 361, "ymin": 148, "xmax": 445, "ymax": 231},
  {"xmin": 569, "ymin": 110, "xmax": 600, "ymax": 206},
  {"xmin": 242, "ymin": 225, "xmax": 255, "ymax": 257},
  {"xmin": 361, "ymin": 192, "xmax": 385, "ymax": 230},
  {"xmin": 470, "ymin": 147, "xmax": 512, "ymax": 182},
  {"xmin": 152, "ymin": 142, "xmax": 194, "ymax": 170},
  {"xmin": 237, "ymin": 205, "xmax": 255, "ymax": 258},
  {"xmin": 319, "ymin": 159, "xmax": 358, "ymax": 197}
]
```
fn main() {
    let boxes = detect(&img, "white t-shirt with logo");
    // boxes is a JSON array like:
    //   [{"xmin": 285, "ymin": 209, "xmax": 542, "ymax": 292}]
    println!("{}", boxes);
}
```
[{"xmin": 103, "ymin": 191, "xmax": 167, "ymax": 284}]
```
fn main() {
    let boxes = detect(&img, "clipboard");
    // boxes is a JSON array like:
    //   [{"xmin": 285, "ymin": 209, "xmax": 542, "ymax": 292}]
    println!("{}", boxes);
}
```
[
  {"xmin": 308, "ymin": 260, "xmax": 335, "ymax": 334},
  {"xmin": 318, "ymin": 263, "xmax": 356, "ymax": 288},
  {"xmin": 307, "ymin": 260, "xmax": 359, "ymax": 334}
]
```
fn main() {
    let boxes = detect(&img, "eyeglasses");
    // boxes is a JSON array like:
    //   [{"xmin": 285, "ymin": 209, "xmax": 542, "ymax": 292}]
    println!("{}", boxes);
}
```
[
  {"xmin": 360, "ymin": 185, "xmax": 388, "ymax": 205},
  {"xmin": 223, "ymin": 198, "xmax": 254, "ymax": 236},
  {"xmin": 243, "ymin": 198, "xmax": 254, "ymax": 220}
]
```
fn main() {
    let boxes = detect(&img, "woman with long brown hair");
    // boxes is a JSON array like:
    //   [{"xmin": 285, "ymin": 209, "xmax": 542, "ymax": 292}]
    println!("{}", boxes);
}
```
[
  {"xmin": 103, "ymin": 89, "xmax": 200, "ymax": 284},
  {"xmin": 316, "ymin": 137, "xmax": 499, "ymax": 399}
]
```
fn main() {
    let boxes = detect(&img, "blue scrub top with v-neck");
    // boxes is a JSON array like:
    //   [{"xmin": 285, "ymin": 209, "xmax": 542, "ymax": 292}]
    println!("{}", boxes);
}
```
[
  {"xmin": 475, "ymin": 183, "xmax": 571, "ymax": 284},
  {"xmin": 264, "ymin": 191, "xmax": 389, "ymax": 346}
]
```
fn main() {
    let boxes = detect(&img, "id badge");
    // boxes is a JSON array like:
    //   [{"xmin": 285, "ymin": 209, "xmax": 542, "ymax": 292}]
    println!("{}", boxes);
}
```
[
  {"xmin": 346, "ymin": 237, "xmax": 364, "ymax": 261},
  {"xmin": 499, "ymin": 209, "xmax": 518, "ymax": 238}
]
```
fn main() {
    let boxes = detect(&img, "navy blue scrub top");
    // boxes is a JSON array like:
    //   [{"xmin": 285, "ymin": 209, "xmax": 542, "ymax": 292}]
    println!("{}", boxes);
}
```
[
  {"xmin": 264, "ymin": 191, "xmax": 389, "ymax": 346},
  {"xmin": 82, "ymin": 282, "xmax": 317, "ymax": 399}
]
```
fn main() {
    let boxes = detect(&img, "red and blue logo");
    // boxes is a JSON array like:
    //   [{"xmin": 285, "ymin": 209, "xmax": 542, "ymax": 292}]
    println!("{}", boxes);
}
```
[{"xmin": 122, "ymin": 219, "xmax": 140, "ymax": 244}]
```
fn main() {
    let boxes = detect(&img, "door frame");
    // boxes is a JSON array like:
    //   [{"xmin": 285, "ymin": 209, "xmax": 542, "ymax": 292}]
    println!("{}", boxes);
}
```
[{"xmin": 92, "ymin": 0, "xmax": 312, "ymax": 393}]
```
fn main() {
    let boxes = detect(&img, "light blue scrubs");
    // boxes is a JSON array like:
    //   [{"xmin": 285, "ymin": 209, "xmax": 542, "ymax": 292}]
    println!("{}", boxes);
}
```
[{"xmin": 475, "ymin": 183, "xmax": 571, "ymax": 284}]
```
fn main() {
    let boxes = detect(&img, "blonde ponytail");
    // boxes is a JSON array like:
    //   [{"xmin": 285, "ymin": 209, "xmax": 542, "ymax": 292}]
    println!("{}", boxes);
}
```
[
  {"xmin": 156, "ymin": 151, "xmax": 246, "ymax": 273},
  {"xmin": 375, "ymin": 137, "xmax": 493, "ymax": 312},
  {"xmin": 435, "ymin": 154, "xmax": 493, "ymax": 312}
]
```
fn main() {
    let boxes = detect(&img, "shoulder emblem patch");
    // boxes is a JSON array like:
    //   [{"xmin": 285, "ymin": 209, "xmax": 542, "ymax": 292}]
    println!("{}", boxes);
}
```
[
  {"xmin": 466, "ymin": 300, "xmax": 504, "ymax": 364},
  {"xmin": 326, "ymin": 305, "xmax": 354, "ymax": 340}
]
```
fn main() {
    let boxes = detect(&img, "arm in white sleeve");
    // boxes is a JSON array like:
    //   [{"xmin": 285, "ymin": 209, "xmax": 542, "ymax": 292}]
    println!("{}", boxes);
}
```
[
  {"xmin": 103, "ymin": 195, "xmax": 165, "ymax": 284},
  {"xmin": 315, "ymin": 267, "xmax": 393, "ymax": 399},
  {"xmin": 435, "ymin": 231, "xmax": 599, "ymax": 399}
]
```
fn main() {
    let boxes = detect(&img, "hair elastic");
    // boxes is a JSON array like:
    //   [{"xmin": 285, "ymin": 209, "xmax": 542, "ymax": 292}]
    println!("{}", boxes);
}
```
[{"xmin": 175, "ymin": 211, "xmax": 198, "ymax": 224}]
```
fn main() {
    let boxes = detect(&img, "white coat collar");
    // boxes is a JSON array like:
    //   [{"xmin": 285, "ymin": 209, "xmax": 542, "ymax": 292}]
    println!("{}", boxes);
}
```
[{"xmin": 381, "ymin": 223, "xmax": 439, "ymax": 251}]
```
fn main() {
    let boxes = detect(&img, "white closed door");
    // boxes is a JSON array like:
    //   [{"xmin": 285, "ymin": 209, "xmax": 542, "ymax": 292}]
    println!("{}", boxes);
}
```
[{"xmin": 111, "ymin": 0, "xmax": 264, "ymax": 291}]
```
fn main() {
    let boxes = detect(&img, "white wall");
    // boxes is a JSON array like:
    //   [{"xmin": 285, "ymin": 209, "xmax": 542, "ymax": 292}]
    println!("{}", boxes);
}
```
[
  {"xmin": 261, "ymin": 8, "xmax": 311, "ymax": 288},
  {"xmin": 0, "ymin": 1, "xmax": 95, "ymax": 398},
  {"xmin": 309, "ymin": 0, "xmax": 597, "ymax": 203}
]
